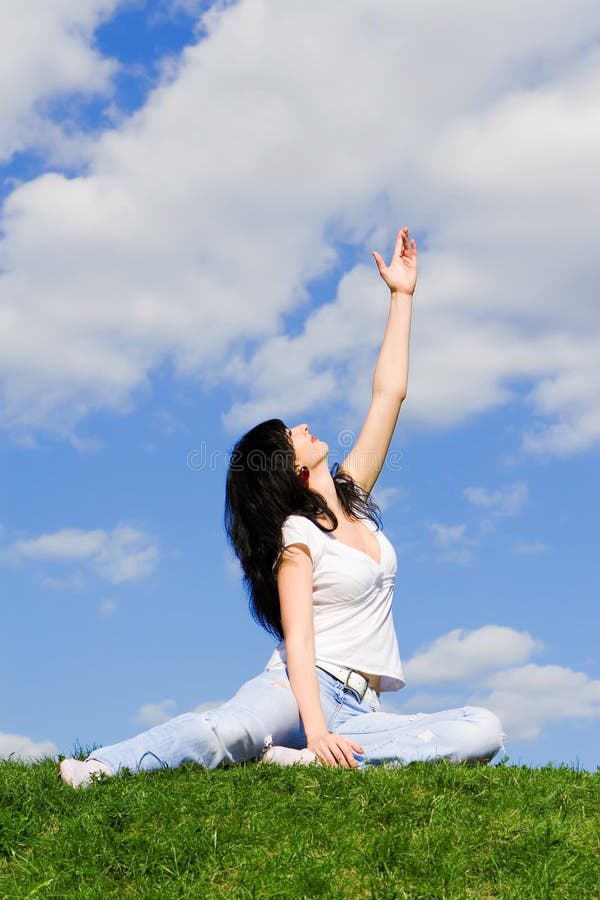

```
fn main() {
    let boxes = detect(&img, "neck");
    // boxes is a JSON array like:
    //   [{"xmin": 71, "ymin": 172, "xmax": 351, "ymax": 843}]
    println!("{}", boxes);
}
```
[{"xmin": 308, "ymin": 459, "xmax": 344, "ymax": 519}]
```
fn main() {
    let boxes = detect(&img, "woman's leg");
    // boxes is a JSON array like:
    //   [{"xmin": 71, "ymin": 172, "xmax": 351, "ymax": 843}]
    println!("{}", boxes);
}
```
[
  {"xmin": 69, "ymin": 667, "xmax": 304, "ymax": 778},
  {"xmin": 247, "ymin": 671, "xmax": 504, "ymax": 770},
  {"xmin": 337, "ymin": 702, "xmax": 505, "ymax": 768}
]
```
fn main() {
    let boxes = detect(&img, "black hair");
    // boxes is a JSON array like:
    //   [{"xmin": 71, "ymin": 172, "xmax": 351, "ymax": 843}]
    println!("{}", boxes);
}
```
[{"xmin": 224, "ymin": 418, "xmax": 381, "ymax": 640}]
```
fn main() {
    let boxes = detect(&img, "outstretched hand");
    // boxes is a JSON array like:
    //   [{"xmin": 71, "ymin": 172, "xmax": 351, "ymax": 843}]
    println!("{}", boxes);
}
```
[{"xmin": 372, "ymin": 227, "xmax": 417, "ymax": 295}]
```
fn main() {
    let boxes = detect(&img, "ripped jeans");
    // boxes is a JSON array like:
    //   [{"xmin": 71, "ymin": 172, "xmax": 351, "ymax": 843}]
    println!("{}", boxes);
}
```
[{"xmin": 92, "ymin": 665, "xmax": 504, "ymax": 773}]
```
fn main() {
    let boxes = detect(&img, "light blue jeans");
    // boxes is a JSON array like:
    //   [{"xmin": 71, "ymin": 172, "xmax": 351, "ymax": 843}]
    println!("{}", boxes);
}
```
[{"xmin": 93, "ymin": 666, "xmax": 504, "ymax": 773}]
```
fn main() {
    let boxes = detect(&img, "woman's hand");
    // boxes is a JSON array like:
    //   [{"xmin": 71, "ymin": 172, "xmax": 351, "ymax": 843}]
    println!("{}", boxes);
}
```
[
  {"xmin": 372, "ymin": 227, "xmax": 417, "ymax": 296},
  {"xmin": 307, "ymin": 731, "xmax": 364, "ymax": 768}
]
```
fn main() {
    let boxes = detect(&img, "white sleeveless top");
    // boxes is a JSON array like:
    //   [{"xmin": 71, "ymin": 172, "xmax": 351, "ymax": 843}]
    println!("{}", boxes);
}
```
[{"xmin": 266, "ymin": 514, "xmax": 405, "ymax": 692}]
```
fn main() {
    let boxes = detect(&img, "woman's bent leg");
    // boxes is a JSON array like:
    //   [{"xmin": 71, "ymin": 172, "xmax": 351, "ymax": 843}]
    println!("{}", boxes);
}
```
[
  {"xmin": 338, "ymin": 705, "xmax": 504, "ymax": 768},
  {"xmin": 90, "ymin": 667, "xmax": 304, "ymax": 775}
]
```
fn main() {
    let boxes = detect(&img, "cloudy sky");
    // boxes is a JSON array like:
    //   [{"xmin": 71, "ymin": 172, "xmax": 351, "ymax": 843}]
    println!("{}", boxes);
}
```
[{"xmin": 1, "ymin": 0, "xmax": 599, "ymax": 770}]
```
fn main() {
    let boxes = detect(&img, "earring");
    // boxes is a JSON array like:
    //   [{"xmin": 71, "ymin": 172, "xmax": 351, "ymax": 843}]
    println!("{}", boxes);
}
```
[{"xmin": 298, "ymin": 466, "xmax": 310, "ymax": 486}]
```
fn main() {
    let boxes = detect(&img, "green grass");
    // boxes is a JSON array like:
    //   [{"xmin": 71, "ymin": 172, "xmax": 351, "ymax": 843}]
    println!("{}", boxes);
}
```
[{"xmin": 1, "ymin": 758, "xmax": 599, "ymax": 898}]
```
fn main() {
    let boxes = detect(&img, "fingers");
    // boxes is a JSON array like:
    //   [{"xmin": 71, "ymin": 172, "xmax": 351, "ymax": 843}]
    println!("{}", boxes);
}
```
[
  {"xmin": 401, "ymin": 228, "xmax": 410, "ymax": 257},
  {"xmin": 371, "ymin": 250, "xmax": 385, "ymax": 274},
  {"xmin": 400, "ymin": 227, "xmax": 417, "ymax": 261},
  {"xmin": 316, "ymin": 743, "xmax": 338, "ymax": 767},
  {"xmin": 316, "ymin": 739, "xmax": 347, "ymax": 767},
  {"xmin": 393, "ymin": 227, "xmax": 406, "ymax": 259},
  {"xmin": 333, "ymin": 738, "xmax": 355, "ymax": 768},
  {"xmin": 348, "ymin": 739, "xmax": 364, "ymax": 754},
  {"xmin": 376, "ymin": 228, "xmax": 417, "ymax": 267},
  {"xmin": 313, "ymin": 734, "xmax": 362, "ymax": 768},
  {"xmin": 406, "ymin": 232, "xmax": 417, "ymax": 260}
]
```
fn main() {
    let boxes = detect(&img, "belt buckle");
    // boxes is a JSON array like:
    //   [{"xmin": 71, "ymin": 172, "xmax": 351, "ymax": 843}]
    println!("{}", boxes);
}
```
[{"xmin": 344, "ymin": 669, "xmax": 368, "ymax": 701}]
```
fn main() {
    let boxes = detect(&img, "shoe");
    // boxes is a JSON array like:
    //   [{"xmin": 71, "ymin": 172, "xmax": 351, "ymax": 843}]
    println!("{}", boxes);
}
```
[
  {"xmin": 59, "ymin": 757, "xmax": 114, "ymax": 788},
  {"xmin": 262, "ymin": 746, "xmax": 317, "ymax": 766}
]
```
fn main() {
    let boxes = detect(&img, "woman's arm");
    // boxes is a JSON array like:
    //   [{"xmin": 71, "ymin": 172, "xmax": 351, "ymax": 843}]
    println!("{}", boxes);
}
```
[
  {"xmin": 340, "ymin": 227, "xmax": 417, "ymax": 495},
  {"xmin": 277, "ymin": 545, "xmax": 363, "ymax": 767}
]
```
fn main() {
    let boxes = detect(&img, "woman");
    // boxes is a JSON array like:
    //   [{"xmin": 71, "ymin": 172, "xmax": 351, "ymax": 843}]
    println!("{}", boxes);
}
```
[{"xmin": 60, "ymin": 228, "xmax": 503, "ymax": 787}]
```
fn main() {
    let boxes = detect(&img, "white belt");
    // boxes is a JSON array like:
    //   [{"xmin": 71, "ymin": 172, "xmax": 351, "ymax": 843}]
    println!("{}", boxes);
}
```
[{"xmin": 315, "ymin": 660, "xmax": 371, "ymax": 701}]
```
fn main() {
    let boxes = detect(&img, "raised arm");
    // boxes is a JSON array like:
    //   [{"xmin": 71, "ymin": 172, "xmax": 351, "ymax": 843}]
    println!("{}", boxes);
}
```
[
  {"xmin": 277, "ymin": 545, "xmax": 363, "ymax": 767},
  {"xmin": 340, "ymin": 227, "xmax": 417, "ymax": 495}
]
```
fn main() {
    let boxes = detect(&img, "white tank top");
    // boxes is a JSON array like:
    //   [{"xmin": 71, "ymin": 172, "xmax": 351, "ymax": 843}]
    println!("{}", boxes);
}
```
[{"xmin": 266, "ymin": 514, "xmax": 405, "ymax": 692}]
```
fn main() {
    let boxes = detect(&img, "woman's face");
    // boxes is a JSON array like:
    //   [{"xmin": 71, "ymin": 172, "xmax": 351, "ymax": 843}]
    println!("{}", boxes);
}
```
[{"xmin": 287, "ymin": 423, "xmax": 328, "ymax": 470}]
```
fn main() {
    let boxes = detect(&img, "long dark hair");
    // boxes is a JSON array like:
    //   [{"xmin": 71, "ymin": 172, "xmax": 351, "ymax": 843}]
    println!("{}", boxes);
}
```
[{"xmin": 224, "ymin": 418, "xmax": 381, "ymax": 640}]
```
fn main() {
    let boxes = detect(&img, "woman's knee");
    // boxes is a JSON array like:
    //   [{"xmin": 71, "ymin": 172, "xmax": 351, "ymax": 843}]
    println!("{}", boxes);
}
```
[
  {"xmin": 160, "ymin": 711, "xmax": 261, "ymax": 768},
  {"xmin": 204, "ymin": 707, "xmax": 269, "ymax": 764},
  {"xmin": 462, "ymin": 706, "xmax": 505, "ymax": 762},
  {"xmin": 171, "ymin": 712, "xmax": 223, "ymax": 761}
]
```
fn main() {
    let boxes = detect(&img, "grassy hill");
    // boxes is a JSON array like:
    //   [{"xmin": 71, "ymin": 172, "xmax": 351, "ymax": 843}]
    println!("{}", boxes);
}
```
[{"xmin": 1, "ymin": 757, "xmax": 599, "ymax": 898}]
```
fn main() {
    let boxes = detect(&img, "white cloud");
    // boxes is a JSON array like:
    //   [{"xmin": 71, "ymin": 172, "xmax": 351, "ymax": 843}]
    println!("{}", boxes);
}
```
[
  {"xmin": 405, "ymin": 626, "xmax": 542, "ymax": 685},
  {"xmin": 425, "ymin": 522, "xmax": 475, "ymax": 565},
  {"xmin": 0, "ymin": 1, "xmax": 599, "ymax": 456},
  {"xmin": 1, "ymin": 524, "xmax": 159, "ymax": 583},
  {"xmin": 426, "ymin": 523, "xmax": 467, "ymax": 547},
  {"xmin": 383, "ymin": 691, "xmax": 463, "ymax": 715},
  {"xmin": 93, "ymin": 525, "xmax": 159, "ymax": 583},
  {"xmin": 372, "ymin": 486, "xmax": 405, "ymax": 512},
  {"xmin": 133, "ymin": 699, "xmax": 176, "ymax": 728},
  {"xmin": 193, "ymin": 700, "xmax": 224, "ymax": 714},
  {"xmin": 0, "ymin": 732, "xmax": 57, "ymax": 761},
  {"xmin": 0, "ymin": 0, "xmax": 120, "ymax": 163},
  {"xmin": 472, "ymin": 664, "xmax": 600, "ymax": 741},
  {"xmin": 11, "ymin": 529, "xmax": 107, "ymax": 560},
  {"xmin": 217, "ymin": 17, "xmax": 600, "ymax": 450},
  {"xmin": 464, "ymin": 483, "xmax": 528, "ymax": 517},
  {"xmin": 403, "ymin": 626, "xmax": 600, "ymax": 744}
]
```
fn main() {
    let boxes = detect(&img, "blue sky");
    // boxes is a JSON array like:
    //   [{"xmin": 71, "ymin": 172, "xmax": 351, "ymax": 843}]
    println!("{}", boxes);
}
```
[{"xmin": 1, "ymin": 0, "xmax": 599, "ymax": 770}]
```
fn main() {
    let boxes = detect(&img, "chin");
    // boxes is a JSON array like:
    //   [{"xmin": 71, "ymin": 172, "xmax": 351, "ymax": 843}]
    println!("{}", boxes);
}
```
[{"xmin": 304, "ymin": 439, "xmax": 328, "ymax": 468}]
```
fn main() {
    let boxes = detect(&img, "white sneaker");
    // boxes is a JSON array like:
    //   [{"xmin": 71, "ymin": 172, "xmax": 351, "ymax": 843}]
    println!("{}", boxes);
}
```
[
  {"xmin": 262, "ymin": 746, "xmax": 317, "ymax": 766},
  {"xmin": 59, "ymin": 757, "xmax": 114, "ymax": 788}
]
